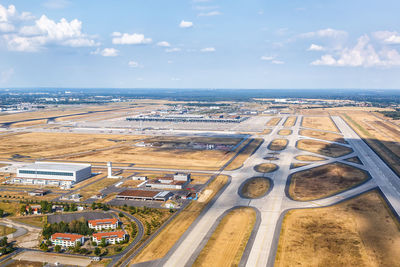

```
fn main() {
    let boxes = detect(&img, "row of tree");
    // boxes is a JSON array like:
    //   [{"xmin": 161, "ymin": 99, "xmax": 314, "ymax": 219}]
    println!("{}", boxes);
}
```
[{"xmin": 42, "ymin": 217, "xmax": 94, "ymax": 239}]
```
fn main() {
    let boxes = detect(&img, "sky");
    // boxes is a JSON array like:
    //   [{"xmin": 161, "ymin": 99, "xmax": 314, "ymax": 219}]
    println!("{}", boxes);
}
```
[{"xmin": 0, "ymin": 0, "xmax": 400, "ymax": 89}]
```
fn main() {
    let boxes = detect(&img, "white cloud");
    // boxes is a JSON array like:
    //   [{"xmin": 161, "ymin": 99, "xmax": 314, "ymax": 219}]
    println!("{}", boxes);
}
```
[
  {"xmin": 311, "ymin": 35, "xmax": 400, "ymax": 67},
  {"xmin": 171, "ymin": 77, "xmax": 181, "ymax": 81},
  {"xmin": 91, "ymin": 48, "xmax": 118, "ymax": 57},
  {"xmin": 0, "ymin": 4, "xmax": 34, "ymax": 33},
  {"xmin": 128, "ymin": 60, "xmax": 139, "ymax": 68},
  {"xmin": 198, "ymin": 11, "xmax": 221, "ymax": 17},
  {"xmin": 0, "ymin": 68, "xmax": 14, "ymax": 83},
  {"xmin": 179, "ymin": 20, "xmax": 193, "ymax": 28},
  {"xmin": 4, "ymin": 14, "xmax": 98, "ymax": 52},
  {"xmin": 272, "ymin": 60, "xmax": 284, "ymax": 65},
  {"xmin": 373, "ymin": 31, "xmax": 400, "ymax": 44},
  {"xmin": 194, "ymin": 5, "xmax": 219, "ymax": 10},
  {"xmin": 42, "ymin": 0, "xmax": 71, "ymax": 9},
  {"xmin": 112, "ymin": 32, "xmax": 152, "ymax": 45},
  {"xmin": 157, "ymin": 41, "xmax": 170, "ymax": 47},
  {"xmin": 260, "ymin": 56, "xmax": 275, "ymax": 61},
  {"xmin": 301, "ymin": 28, "xmax": 348, "ymax": 39},
  {"xmin": 307, "ymin": 44, "xmax": 324, "ymax": 51},
  {"xmin": 200, "ymin": 47, "xmax": 215, "ymax": 52},
  {"xmin": 165, "ymin": 47, "xmax": 181, "ymax": 53},
  {"xmin": 167, "ymin": 60, "xmax": 173, "ymax": 64}
]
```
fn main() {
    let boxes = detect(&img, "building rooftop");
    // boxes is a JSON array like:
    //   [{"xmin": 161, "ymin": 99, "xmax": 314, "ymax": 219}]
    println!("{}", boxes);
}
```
[
  {"xmin": 93, "ymin": 231, "xmax": 125, "ymax": 240},
  {"xmin": 117, "ymin": 189, "xmax": 160, "ymax": 198},
  {"xmin": 88, "ymin": 218, "xmax": 118, "ymax": 226},
  {"xmin": 19, "ymin": 162, "xmax": 91, "ymax": 172},
  {"xmin": 51, "ymin": 233, "xmax": 83, "ymax": 242}
]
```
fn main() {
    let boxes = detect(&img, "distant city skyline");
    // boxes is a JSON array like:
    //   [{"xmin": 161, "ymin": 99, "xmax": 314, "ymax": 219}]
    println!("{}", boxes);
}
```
[{"xmin": 0, "ymin": 0, "xmax": 400, "ymax": 89}]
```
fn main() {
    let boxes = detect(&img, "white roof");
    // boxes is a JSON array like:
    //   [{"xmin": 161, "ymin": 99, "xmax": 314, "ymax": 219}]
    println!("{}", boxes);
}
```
[
  {"xmin": 19, "ymin": 162, "xmax": 91, "ymax": 172},
  {"xmin": 155, "ymin": 191, "xmax": 171, "ymax": 198}
]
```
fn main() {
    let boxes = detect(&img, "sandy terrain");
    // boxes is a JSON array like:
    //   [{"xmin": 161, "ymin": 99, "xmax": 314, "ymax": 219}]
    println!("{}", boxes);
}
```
[
  {"xmin": 254, "ymin": 163, "xmax": 278, "ymax": 173},
  {"xmin": 297, "ymin": 139, "xmax": 353, "ymax": 157},
  {"xmin": 268, "ymin": 139, "xmax": 288, "ymax": 151},
  {"xmin": 240, "ymin": 177, "xmax": 270, "ymax": 198},
  {"xmin": 302, "ymin": 116, "xmax": 339, "ymax": 132}
]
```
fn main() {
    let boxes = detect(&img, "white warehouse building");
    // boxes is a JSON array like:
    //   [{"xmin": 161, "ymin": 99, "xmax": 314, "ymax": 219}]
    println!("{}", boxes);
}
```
[{"xmin": 13, "ymin": 162, "xmax": 92, "ymax": 188}]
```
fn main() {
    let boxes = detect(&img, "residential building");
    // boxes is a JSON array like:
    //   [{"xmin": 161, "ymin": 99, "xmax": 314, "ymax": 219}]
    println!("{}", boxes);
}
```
[
  {"xmin": 88, "ymin": 218, "xmax": 119, "ymax": 231},
  {"xmin": 92, "ymin": 231, "xmax": 126, "ymax": 245},
  {"xmin": 50, "ymin": 233, "xmax": 84, "ymax": 247}
]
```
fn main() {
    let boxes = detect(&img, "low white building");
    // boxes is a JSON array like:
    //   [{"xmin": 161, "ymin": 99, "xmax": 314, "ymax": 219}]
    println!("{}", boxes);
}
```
[
  {"xmin": 88, "ymin": 218, "xmax": 119, "ymax": 231},
  {"xmin": 92, "ymin": 231, "xmax": 126, "ymax": 245},
  {"xmin": 50, "ymin": 233, "xmax": 84, "ymax": 247}
]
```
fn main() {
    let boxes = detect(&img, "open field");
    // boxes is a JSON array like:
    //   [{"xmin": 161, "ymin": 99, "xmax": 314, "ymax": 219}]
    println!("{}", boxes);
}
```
[
  {"xmin": 295, "ymin": 155, "xmax": 326, "ymax": 161},
  {"xmin": 300, "ymin": 129, "xmax": 345, "ymax": 143},
  {"xmin": 12, "ymin": 251, "xmax": 92, "ymax": 267},
  {"xmin": 225, "ymin": 138, "xmax": 263, "ymax": 171},
  {"xmin": 297, "ymin": 139, "xmax": 353, "ymax": 158},
  {"xmin": 64, "ymin": 136, "xmax": 245, "ymax": 170},
  {"xmin": 131, "ymin": 175, "xmax": 229, "ymax": 264},
  {"xmin": 302, "ymin": 116, "xmax": 339, "ymax": 132},
  {"xmin": 268, "ymin": 139, "xmax": 288, "ymax": 151},
  {"xmin": 0, "ymin": 225, "xmax": 16, "ymax": 236},
  {"xmin": 345, "ymin": 156, "xmax": 363, "ymax": 164},
  {"xmin": 278, "ymin": 129, "xmax": 292, "ymax": 136},
  {"xmin": 12, "ymin": 215, "xmax": 47, "ymax": 228},
  {"xmin": 0, "ymin": 132, "xmax": 143, "ymax": 160},
  {"xmin": 335, "ymin": 111, "xmax": 400, "ymax": 177},
  {"xmin": 254, "ymin": 163, "xmax": 278, "ymax": 173},
  {"xmin": 5, "ymin": 260, "xmax": 43, "ymax": 267},
  {"xmin": 240, "ymin": 177, "xmax": 270, "ymax": 198},
  {"xmin": 290, "ymin": 163, "xmax": 310, "ymax": 169},
  {"xmin": 289, "ymin": 163, "xmax": 369, "ymax": 201},
  {"xmin": 76, "ymin": 178, "xmax": 118, "ymax": 200},
  {"xmin": 0, "ymin": 202, "xmax": 22, "ymax": 216},
  {"xmin": 193, "ymin": 207, "xmax": 256, "ymax": 267},
  {"xmin": 266, "ymin": 117, "xmax": 281, "ymax": 126},
  {"xmin": 259, "ymin": 129, "xmax": 272, "ymax": 135},
  {"xmin": 283, "ymin": 116, "xmax": 297, "ymax": 127},
  {"xmin": 275, "ymin": 190, "xmax": 400, "ymax": 267},
  {"xmin": 264, "ymin": 156, "xmax": 279, "ymax": 161}
]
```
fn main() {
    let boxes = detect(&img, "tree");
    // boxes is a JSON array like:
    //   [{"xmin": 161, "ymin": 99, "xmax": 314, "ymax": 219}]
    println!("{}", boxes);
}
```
[
  {"xmin": 94, "ymin": 247, "xmax": 101, "ymax": 256},
  {"xmin": 91, "ymin": 241, "xmax": 97, "ymax": 246},
  {"xmin": 91, "ymin": 202, "xmax": 96, "ymax": 210},
  {"xmin": 0, "ymin": 237, "xmax": 7, "ymax": 247},
  {"xmin": 46, "ymin": 239, "xmax": 52, "ymax": 246},
  {"xmin": 0, "ymin": 209, "xmax": 4, "ymax": 217},
  {"xmin": 118, "ymin": 212, "xmax": 124, "ymax": 217},
  {"xmin": 40, "ymin": 243, "xmax": 49, "ymax": 252},
  {"xmin": 100, "ymin": 238, "xmax": 107, "ymax": 248},
  {"xmin": 54, "ymin": 245, "xmax": 61, "ymax": 253}
]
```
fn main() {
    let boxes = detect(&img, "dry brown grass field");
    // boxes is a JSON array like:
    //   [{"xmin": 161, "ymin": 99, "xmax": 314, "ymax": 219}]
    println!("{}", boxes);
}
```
[
  {"xmin": 77, "ymin": 178, "xmax": 118, "ymax": 200},
  {"xmin": 0, "ymin": 225, "xmax": 16, "ymax": 236},
  {"xmin": 131, "ymin": 175, "xmax": 229, "ymax": 264},
  {"xmin": 278, "ymin": 129, "xmax": 292, "ymax": 136},
  {"xmin": 300, "ymin": 129, "xmax": 345, "ymax": 143},
  {"xmin": 260, "ymin": 129, "xmax": 272, "ymax": 135},
  {"xmin": 193, "ymin": 207, "xmax": 256, "ymax": 267},
  {"xmin": 289, "ymin": 162, "xmax": 368, "ymax": 200},
  {"xmin": 283, "ymin": 116, "xmax": 297, "ymax": 127},
  {"xmin": 290, "ymin": 163, "xmax": 310, "ymax": 169},
  {"xmin": 0, "ymin": 132, "xmax": 143, "ymax": 160},
  {"xmin": 268, "ymin": 139, "xmax": 288, "ymax": 151},
  {"xmin": 254, "ymin": 163, "xmax": 278, "ymax": 173},
  {"xmin": 334, "ymin": 110, "xmax": 400, "ymax": 177},
  {"xmin": 12, "ymin": 215, "xmax": 47, "ymax": 228},
  {"xmin": 345, "ymin": 156, "xmax": 363, "ymax": 164},
  {"xmin": 225, "ymin": 138, "xmax": 263, "ymax": 171},
  {"xmin": 266, "ymin": 117, "xmax": 282, "ymax": 126},
  {"xmin": 275, "ymin": 190, "xmax": 400, "ymax": 267},
  {"xmin": 240, "ymin": 177, "xmax": 270, "ymax": 198},
  {"xmin": 302, "ymin": 116, "xmax": 339, "ymax": 132},
  {"xmin": 295, "ymin": 155, "xmax": 326, "ymax": 161},
  {"xmin": 264, "ymin": 156, "xmax": 279, "ymax": 161},
  {"xmin": 297, "ymin": 139, "xmax": 352, "ymax": 158}
]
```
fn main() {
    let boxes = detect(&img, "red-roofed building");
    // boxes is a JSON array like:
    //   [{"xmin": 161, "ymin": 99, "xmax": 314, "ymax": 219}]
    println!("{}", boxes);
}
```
[
  {"xmin": 50, "ymin": 233, "xmax": 84, "ymax": 247},
  {"xmin": 92, "ymin": 230, "xmax": 126, "ymax": 245},
  {"xmin": 88, "ymin": 218, "xmax": 119, "ymax": 231}
]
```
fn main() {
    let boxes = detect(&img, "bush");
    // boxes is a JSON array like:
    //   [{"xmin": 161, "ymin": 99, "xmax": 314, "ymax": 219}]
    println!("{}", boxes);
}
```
[
  {"xmin": 94, "ymin": 247, "xmax": 101, "ymax": 256},
  {"xmin": 54, "ymin": 245, "xmax": 61, "ymax": 253}
]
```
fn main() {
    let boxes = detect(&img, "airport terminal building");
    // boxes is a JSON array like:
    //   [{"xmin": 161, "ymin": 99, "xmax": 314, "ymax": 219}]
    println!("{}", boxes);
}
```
[{"xmin": 12, "ymin": 162, "xmax": 92, "ymax": 188}]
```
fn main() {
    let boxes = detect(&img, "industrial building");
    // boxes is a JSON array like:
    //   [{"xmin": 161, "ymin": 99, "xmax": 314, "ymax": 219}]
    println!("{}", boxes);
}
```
[
  {"xmin": 145, "ymin": 173, "xmax": 191, "ymax": 190},
  {"xmin": 12, "ymin": 162, "xmax": 92, "ymax": 188},
  {"xmin": 116, "ymin": 189, "xmax": 173, "ymax": 201}
]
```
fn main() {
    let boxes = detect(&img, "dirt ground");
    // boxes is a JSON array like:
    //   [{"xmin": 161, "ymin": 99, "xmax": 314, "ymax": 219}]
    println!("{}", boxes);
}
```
[
  {"xmin": 241, "ymin": 177, "xmax": 270, "ymax": 198},
  {"xmin": 278, "ymin": 129, "xmax": 292, "ymax": 136},
  {"xmin": 300, "ymin": 129, "xmax": 345, "ymax": 143},
  {"xmin": 193, "ymin": 207, "xmax": 256, "ymax": 267},
  {"xmin": 289, "ymin": 162, "xmax": 369, "ymax": 200},
  {"xmin": 266, "ymin": 117, "xmax": 282, "ymax": 126},
  {"xmin": 12, "ymin": 251, "xmax": 91, "ymax": 266},
  {"xmin": 131, "ymin": 175, "xmax": 229, "ymax": 264},
  {"xmin": 302, "ymin": 116, "xmax": 339, "ymax": 132},
  {"xmin": 295, "ymin": 155, "xmax": 326, "ymax": 161},
  {"xmin": 268, "ymin": 139, "xmax": 288, "ymax": 151},
  {"xmin": 275, "ymin": 190, "xmax": 400, "ymax": 267},
  {"xmin": 254, "ymin": 163, "xmax": 278, "ymax": 173},
  {"xmin": 284, "ymin": 116, "xmax": 297, "ymax": 127},
  {"xmin": 77, "ymin": 178, "xmax": 118, "ymax": 200},
  {"xmin": 297, "ymin": 139, "xmax": 353, "ymax": 158}
]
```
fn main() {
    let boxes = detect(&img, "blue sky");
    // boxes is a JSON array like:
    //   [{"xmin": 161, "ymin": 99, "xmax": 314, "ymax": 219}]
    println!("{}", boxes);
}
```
[{"xmin": 0, "ymin": 0, "xmax": 400, "ymax": 89}]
